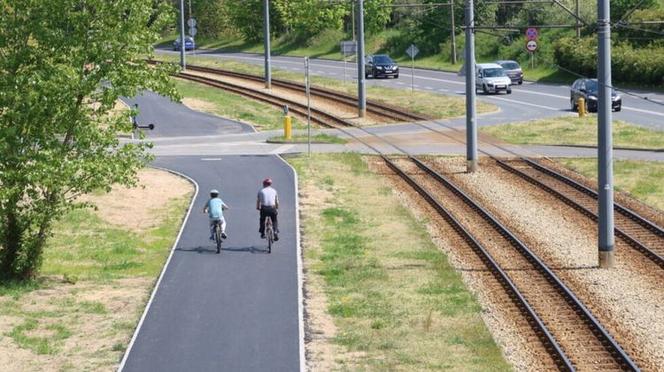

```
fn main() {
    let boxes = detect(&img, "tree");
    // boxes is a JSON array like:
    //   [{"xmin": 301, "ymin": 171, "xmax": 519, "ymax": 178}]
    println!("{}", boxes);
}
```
[{"xmin": 0, "ymin": 0, "xmax": 178, "ymax": 280}]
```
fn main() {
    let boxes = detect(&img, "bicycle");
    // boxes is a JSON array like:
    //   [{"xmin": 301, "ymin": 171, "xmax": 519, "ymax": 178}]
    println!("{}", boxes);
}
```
[
  {"xmin": 264, "ymin": 216, "xmax": 275, "ymax": 254},
  {"xmin": 212, "ymin": 220, "xmax": 223, "ymax": 254}
]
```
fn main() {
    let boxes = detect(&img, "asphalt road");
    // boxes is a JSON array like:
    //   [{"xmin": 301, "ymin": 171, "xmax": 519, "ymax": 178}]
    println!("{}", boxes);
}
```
[
  {"xmin": 159, "ymin": 49, "xmax": 664, "ymax": 130},
  {"xmin": 120, "ymin": 94, "xmax": 302, "ymax": 371}
]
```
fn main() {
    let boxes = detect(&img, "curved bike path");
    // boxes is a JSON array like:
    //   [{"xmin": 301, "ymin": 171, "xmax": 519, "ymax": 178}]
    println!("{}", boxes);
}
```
[{"xmin": 120, "ymin": 93, "xmax": 302, "ymax": 371}]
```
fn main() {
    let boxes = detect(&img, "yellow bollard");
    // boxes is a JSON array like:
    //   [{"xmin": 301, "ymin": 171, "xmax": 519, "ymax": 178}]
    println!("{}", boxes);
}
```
[
  {"xmin": 283, "ymin": 115, "xmax": 292, "ymax": 140},
  {"xmin": 577, "ymin": 97, "xmax": 586, "ymax": 117}
]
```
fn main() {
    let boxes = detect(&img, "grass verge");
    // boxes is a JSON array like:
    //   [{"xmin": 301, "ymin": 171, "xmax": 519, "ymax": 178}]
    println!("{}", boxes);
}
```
[
  {"xmin": 558, "ymin": 158, "xmax": 664, "ymax": 211},
  {"xmin": 267, "ymin": 134, "xmax": 346, "ymax": 144},
  {"xmin": 0, "ymin": 170, "xmax": 193, "ymax": 371},
  {"xmin": 289, "ymin": 153, "xmax": 509, "ymax": 370},
  {"xmin": 157, "ymin": 54, "xmax": 497, "ymax": 119},
  {"xmin": 481, "ymin": 115, "xmax": 664, "ymax": 150},
  {"xmin": 174, "ymin": 78, "xmax": 306, "ymax": 131}
]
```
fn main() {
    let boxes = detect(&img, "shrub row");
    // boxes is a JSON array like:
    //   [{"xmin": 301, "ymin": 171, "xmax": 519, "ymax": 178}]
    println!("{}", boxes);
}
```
[{"xmin": 554, "ymin": 37, "xmax": 664, "ymax": 85}]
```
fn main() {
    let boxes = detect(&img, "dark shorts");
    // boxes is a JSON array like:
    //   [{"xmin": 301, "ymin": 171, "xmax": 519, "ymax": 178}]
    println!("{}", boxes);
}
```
[{"xmin": 259, "ymin": 206, "xmax": 278, "ymax": 234}]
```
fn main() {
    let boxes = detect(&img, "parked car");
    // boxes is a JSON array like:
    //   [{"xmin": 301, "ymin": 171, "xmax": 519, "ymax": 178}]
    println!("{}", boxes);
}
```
[
  {"xmin": 475, "ymin": 63, "xmax": 512, "ymax": 94},
  {"xmin": 365, "ymin": 54, "xmax": 399, "ymax": 79},
  {"xmin": 570, "ymin": 78, "xmax": 622, "ymax": 112},
  {"xmin": 173, "ymin": 36, "xmax": 195, "ymax": 51},
  {"xmin": 495, "ymin": 60, "xmax": 523, "ymax": 84}
]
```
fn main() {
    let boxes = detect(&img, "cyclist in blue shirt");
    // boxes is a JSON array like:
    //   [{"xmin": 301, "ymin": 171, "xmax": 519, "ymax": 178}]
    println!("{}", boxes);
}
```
[{"xmin": 203, "ymin": 189, "xmax": 229, "ymax": 240}]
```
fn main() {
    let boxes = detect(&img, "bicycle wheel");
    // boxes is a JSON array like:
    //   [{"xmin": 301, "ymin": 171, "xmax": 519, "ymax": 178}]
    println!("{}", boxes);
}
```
[
  {"xmin": 265, "ymin": 217, "xmax": 273, "ymax": 254},
  {"xmin": 215, "ymin": 223, "xmax": 222, "ymax": 254}
]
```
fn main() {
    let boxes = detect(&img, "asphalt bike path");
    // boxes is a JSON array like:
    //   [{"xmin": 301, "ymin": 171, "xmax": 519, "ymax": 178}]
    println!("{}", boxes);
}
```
[{"xmin": 120, "ymin": 94, "xmax": 303, "ymax": 371}]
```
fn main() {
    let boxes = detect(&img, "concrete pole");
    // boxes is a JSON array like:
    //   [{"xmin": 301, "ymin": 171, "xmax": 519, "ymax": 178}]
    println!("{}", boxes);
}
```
[
  {"xmin": 179, "ymin": 0, "xmax": 186, "ymax": 70},
  {"xmin": 356, "ymin": 0, "xmax": 366, "ymax": 118},
  {"xmin": 464, "ymin": 0, "xmax": 477, "ymax": 172},
  {"xmin": 305, "ymin": 57, "xmax": 312, "ymax": 157},
  {"xmin": 598, "ymin": 0, "xmax": 614, "ymax": 268},
  {"xmin": 263, "ymin": 0, "xmax": 272, "ymax": 89},
  {"xmin": 450, "ymin": 1, "xmax": 457, "ymax": 64}
]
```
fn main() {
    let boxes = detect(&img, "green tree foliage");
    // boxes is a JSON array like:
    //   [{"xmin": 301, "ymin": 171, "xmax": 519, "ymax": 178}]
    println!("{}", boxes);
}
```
[
  {"xmin": 0, "ymin": 0, "xmax": 178, "ymax": 280},
  {"xmin": 189, "ymin": 0, "xmax": 233, "ymax": 38}
]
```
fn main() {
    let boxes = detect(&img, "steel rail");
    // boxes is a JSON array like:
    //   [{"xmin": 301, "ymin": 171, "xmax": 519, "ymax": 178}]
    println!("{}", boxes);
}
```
[
  {"xmin": 494, "ymin": 157, "xmax": 664, "ymax": 270},
  {"xmin": 177, "ymin": 72, "xmax": 354, "ymax": 129},
  {"xmin": 409, "ymin": 156, "xmax": 639, "ymax": 371},
  {"xmin": 382, "ymin": 156, "xmax": 574, "ymax": 371},
  {"xmin": 178, "ymin": 63, "xmax": 431, "ymax": 123}
]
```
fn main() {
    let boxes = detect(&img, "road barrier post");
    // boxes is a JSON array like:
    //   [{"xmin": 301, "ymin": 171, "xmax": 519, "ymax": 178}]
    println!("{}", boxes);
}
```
[
  {"xmin": 577, "ymin": 97, "xmax": 586, "ymax": 117},
  {"xmin": 283, "ymin": 105, "xmax": 292, "ymax": 140}
]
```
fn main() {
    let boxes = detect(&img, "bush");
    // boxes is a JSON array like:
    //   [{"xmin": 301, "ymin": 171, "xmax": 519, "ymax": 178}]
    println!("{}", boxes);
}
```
[{"xmin": 555, "ymin": 36, "xmax": 664, "ymax": 85}]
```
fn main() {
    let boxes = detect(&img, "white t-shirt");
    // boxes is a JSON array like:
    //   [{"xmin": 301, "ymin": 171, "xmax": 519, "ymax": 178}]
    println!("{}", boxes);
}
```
[{"xmin": 257, "ymin": 186, "xmax": 278, "ymax": 207}]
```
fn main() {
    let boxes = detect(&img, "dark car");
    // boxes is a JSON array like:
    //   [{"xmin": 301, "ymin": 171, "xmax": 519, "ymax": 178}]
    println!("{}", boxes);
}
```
[
  {"xmin": 495, "ymin": 60, "xmax": 523, "ymax": 85},
  {"xmin": 173, "ymin": 36, "xmax": 195, "ymax": 51},
  {"xmin": 365, "ymin": 54, "xmax": 399, "ymax": 79},
  {"xmin": 570, "ymin": 78, "xmax": 622, "ymax": 112}
]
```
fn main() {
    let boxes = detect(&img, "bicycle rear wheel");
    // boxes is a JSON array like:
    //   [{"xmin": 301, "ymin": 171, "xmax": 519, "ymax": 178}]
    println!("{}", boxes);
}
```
[
  {"xmin": 215, "ymin": 224, "xmax": 222, "ymax": 254},
  {"xmin": 265, "ymin": 217, "xmax": 273, "ymax": 254}
]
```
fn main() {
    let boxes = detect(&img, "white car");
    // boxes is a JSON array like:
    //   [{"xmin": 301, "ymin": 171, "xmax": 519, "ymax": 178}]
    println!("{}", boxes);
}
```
[{"xmin": 475, "ymin": 63, "xmax": 512, "ymax": 94}]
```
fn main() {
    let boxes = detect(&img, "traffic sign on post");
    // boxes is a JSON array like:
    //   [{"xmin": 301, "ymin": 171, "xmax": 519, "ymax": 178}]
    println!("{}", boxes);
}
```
[
  {"xmin": 406, "ymin": 44, "xmax": 419, "ymax": 58},
  {"xmin": 187, "ymin": 18, "xmax": 196, "ymax": 28},
  {"xmin": 526, "ymin": 27, "xmax": 538, "ymax": 40},
  {"xmin": 526, "ymin": 40, "xmax": 538, "ymax": 52},
  {"xmin": 189, "ymin": 27, "xmax": 197, "ymax": 37},
  {"xmin": 340, "ymin": 41, "xmax": 357, "ymax": 56}
]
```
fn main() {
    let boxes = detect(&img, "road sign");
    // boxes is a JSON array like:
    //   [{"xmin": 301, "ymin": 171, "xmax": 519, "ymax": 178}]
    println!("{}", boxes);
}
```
[
  {"xmin": 526, "ymin": 27, "xmax": 538, "ymax": 41},
  {"xmin": 526, "ymin": 40, "xmax": 538, "ymax": 52},
  {"xmin": 187, "ymin": 18, "xmax": 197, "ymax": 28},
  {"xmin": 189, "ymin": 26, "xmax": 197, "ymax": 37},
  {"xmin": 340, "ymin": 41, "xmax": 357, "ymax": 56},
  {"xmin": 406, "ymin": 44, "xmax": 419, "ymax": 58}
]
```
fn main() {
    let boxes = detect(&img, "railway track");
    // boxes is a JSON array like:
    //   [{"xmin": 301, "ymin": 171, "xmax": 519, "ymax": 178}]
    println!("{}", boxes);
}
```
[
  {"xmin": 168, "ymin": 62, "xmax": 646, "ymax": 369},
  {"xmin": 495, "ymin": 157, "xmax": 664, "ymax": 270},
  {"xmin": 180, "ymin": 63, "xmax": 430, "ymax": 123},
  {"xmin": 384, "ymin": 155, "xmax": 638, "ymax": 371}
]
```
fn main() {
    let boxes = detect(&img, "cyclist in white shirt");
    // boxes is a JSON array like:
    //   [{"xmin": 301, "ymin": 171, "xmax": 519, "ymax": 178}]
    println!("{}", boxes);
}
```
[{"xmin": 256, "ymin": 178, "xmax": 279, "ymax": 241}]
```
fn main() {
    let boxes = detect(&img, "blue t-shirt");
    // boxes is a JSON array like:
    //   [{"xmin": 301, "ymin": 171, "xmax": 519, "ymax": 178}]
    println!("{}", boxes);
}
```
[{"xmin": 207, "ymin": 198, "xmax": 224, "ymax": 220}]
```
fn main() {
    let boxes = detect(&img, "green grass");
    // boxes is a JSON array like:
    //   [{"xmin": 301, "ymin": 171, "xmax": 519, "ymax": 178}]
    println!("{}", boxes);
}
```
[
  {"xmin": 173, "ymin": 78, "xmax": 307, "ymax": 131},
  {"xmin": 8, "ymin": 319, "xmax": 72, "ymax": 355},
  {"xmin": 156, "ymin": 54, "xmax": 497, "ymax": 119},
  {"xmin": 289, "ymin": 153, "xmax": 509, "ymax": 369},
  {"xmin": 41, "ymin": 196, "xmax": 190, "ymax": 280},
  {"xmin": 481, "ymin": 115, "xmax": 664, "ymax": 149},
  {"xmin": 558, "ymin": 158, "xmax": 664, "ymax": 211},
  {"xmin": 267, "ymin": 133, "xmax": 347, "ymax": 144}
]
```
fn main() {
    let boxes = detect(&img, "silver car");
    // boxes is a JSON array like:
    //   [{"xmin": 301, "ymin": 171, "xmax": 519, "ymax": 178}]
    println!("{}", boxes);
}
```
[{"xmin": 495, "ymin": 60, "xmax": 523, "ymax": 85}]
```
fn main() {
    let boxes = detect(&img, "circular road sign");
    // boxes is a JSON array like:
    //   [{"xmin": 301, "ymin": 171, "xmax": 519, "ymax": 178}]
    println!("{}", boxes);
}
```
[
  {"xmin": 189, "ymin": 27, "xmax": 197, "ymax": 37},
  {"xmin": 187, "ymin": 18, "xmax": 197, "ymax": 28},
  {"xmin": 526, "ymin": 27, "xmax": 538, "ymax": 40},
  {"xmin": 526, "ymin": 40, "xmax": 538, "ymax": 52}
]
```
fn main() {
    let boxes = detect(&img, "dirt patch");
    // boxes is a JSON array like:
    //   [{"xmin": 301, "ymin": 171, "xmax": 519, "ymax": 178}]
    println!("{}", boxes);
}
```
[
  {"xmin": 181, "ymin": 97, "xmax": 219, "ymax": 114},
  {"xmin": 0, "ymin": 278, "xmax": 151, "ymax": 372},
  {"xmin": 80, "ymin": 168, "xmax": 191, "ymax": 231}
]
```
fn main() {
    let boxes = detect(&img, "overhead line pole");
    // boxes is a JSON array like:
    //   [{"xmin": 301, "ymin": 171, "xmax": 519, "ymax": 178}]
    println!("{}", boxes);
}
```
[
  {"xmin": 450, "ymin": 1, "xmax": 457, "ymax": 64},
  {"xmin": 179, "ymin": 0, "xmax": 186, "ymax": 70},
  {"xmin": 356, "ymin": 0, "xmax": 366, "ymax": 118},
  {"xmin": 465, "ymin": 0, "xmax": 477, "ymax": 172},
  {"xmin": 263, "ymin": 0, "xmax": 272, "ymax": 89},
  {"xmin": 598, "ymin": 0, "xmax": 615, "ymax": 268}
]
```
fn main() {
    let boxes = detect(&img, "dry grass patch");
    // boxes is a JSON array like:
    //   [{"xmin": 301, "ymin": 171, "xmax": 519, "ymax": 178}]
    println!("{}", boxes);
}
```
[{"xmin": 289, "ymin": 153, "xmax": 508, "ymax": 370}]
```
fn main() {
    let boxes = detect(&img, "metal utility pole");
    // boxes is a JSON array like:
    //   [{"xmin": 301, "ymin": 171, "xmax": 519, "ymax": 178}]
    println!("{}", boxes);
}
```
[
  {"xmin": 576, "ymin": 0, "xmax": 581, "ymax": 38},
  {"xmin": 263, "ymin": 0, "xmax": 272, "ymax": 89},
  {"xmin": 356, "ymin": 0, "xmax": 366, "ymax": 117},
  {"xmin": 464, "ymin": 0, "xmax": 477, "ymax": 172},
  {"xmin": 450, "ymin": 1, "xmax": 457, "ymax": 64},
  {"xmin": 179, "ymin": 0, "xmax": 186, "ymax": 70},
  {"xmin": 597, "ymin": 0, "xmax": 614, "ymax": 268},
  {"xmin": 305, "ymin": 57, "xmax": 312, "ymax": 157},
  {"xmin": 352, "ymin": 2, "xmax": 356, "ymax": 41}
]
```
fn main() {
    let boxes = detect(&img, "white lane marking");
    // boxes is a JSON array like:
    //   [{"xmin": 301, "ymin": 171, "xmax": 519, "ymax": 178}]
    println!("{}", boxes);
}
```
[
  {"xmin": 623, "ymin": 105, "xmax": 664, "ymax": 118},
  {"xmin": 425, "ymin": 86, "xmax": 433, "ymax": 90},
  {"xmin": 118, "ymin": 167, "xmax": 199, "ymax": 372},
  {"xmin": 485, "ymin": 95, "xmax": 561, "ymax": 111},
  {"xmin": 200, "ymin": 157, "xmax": 223, "ymax": 161},
  {"xmin": 275, "ymin": 155, "xmax": 306, "ymax": 372},
  {"xmin": 438, "ymin": 88, "xmax": 449, "ymax": 92}
]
